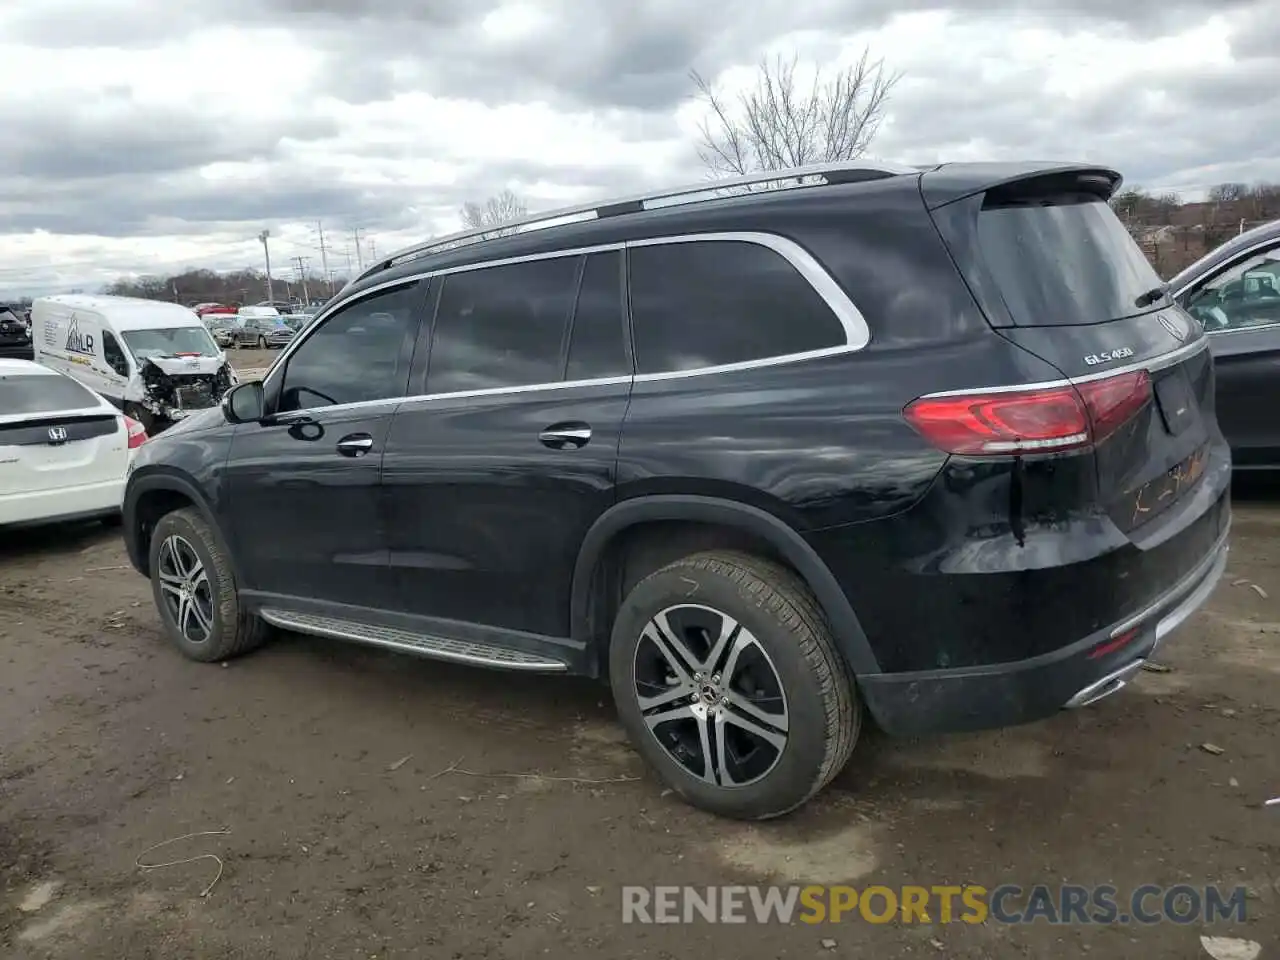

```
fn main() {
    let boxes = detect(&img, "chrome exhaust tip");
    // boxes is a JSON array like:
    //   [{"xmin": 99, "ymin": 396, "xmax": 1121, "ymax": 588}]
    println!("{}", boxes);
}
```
[{"xmin": 1064, "ymin": 659, "xmax": 1146, "ymax": 709}]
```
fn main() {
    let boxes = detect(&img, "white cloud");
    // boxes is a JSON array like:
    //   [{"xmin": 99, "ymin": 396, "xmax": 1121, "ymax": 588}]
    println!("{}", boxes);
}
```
[{"xmin": 0, "ymin": 0, "xmax": 1275, "ymax": 297}]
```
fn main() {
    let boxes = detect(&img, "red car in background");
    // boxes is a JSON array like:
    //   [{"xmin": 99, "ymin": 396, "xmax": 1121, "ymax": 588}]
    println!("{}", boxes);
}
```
[{"xmin": 193, "ymin": 303, "xmax": 237, "ymax": 317}]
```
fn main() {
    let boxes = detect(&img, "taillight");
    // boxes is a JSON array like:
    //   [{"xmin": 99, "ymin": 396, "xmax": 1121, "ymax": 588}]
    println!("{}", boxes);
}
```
[
  {"xmin": 124, "ymin": 415, "xmax": 148, "ymax": 449},
  {"xmin": 903, "ymin": 370, "xmax": 1151, "ymax": 456}
]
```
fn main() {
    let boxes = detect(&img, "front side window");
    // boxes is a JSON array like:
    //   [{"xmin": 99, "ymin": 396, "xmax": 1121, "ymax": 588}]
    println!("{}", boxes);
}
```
[
  {"xmin": 628, "ymin": 239, "xmax": 847, "ymax": 374},
  {"xmin": 426, "ymin": 255, "xmax": 579, "ymax": 394},
  {"xmin": 102, "ymin": 330, "xmax": 130, "ymax": 377},
  {"xmin": 1183, "ymin": 246, "xmax": 1280, "ymax": 332},
  {"xmin": 278, "ymin": 283, "xmax": 420, "ymax": 412}
]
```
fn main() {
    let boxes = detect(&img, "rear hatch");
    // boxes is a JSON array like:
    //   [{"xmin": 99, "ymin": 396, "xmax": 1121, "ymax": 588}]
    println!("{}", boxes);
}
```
[
  {"xmin": 0, "ymin": 373, "xmax": 125, "ymax": 496},
  {"xmin": 924, "ymin": 167, "xmax": 1229, "ymax": 574}
]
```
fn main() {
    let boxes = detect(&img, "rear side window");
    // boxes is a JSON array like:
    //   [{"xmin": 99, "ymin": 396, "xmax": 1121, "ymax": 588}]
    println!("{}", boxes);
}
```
[
  {"xmin": 566, "ymin": 251, "xmax": 629, "ymax": 381},
  {"xmin": 427, "ymin": 256, "xmax": 578, "ymax": 394},
  {"xmin": 0, "ymin": 372, "xmax": 99, "ymax": 415},
  {"xmin": 976, "ymin": 194, "xmax": 1165, "ymax": 326},
  {"xmin": 628, "ymin": 240, "xmax": 846, "ymax": 374}
]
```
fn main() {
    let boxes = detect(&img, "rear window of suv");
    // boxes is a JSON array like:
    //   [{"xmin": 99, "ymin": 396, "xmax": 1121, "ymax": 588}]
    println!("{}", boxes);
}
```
[
  {"xmin": 0, "ymin": 372, "xmax": 100, "ymax": 415},
  {"xmin": 977, "ymin": 194, "xmax": 1165, "ymax": 326}
]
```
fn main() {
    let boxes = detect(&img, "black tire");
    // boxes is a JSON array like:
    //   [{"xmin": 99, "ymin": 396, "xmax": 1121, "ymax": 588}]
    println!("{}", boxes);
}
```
[
  {"xmin": 257, "ymin": 335, "xmax": 266, "ymax": 349},
  {"xmin": 147, "ymin": 506, "xmax": 271, "ymax": 662},
  {"xmin": 609, "ymin": 550, "xmax": 859, "ymax": 820}
]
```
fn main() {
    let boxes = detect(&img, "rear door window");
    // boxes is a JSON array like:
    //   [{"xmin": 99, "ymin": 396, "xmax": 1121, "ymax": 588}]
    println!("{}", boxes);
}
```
[
  {"xmin": 627, "ymin": 239, "xmax": 846, "ymax": 374},
  {"xmin": 426, "ymin": 255, "xmax": 579, "ymax": 394},
  {"xmin": 976, "ymin": 194, "xmax": 1166, "ymax": 326},
  {"xmin": 0, "ymin": 372, "xmax": 100, "ymax": 415}
]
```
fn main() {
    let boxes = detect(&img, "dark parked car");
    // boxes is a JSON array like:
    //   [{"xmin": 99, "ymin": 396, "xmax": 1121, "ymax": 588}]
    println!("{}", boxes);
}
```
[
  {"xmin": 230, "ymin": 316, "xmax": 294, "ymax": 349},
  {"xmin": 0, "ymin": 306, "xmax": 32, "ymax": 359},
  {"xmin": 122, "ymin": 160, "xmax": 1231, "ymax": 819},
  {"xmin": 1170, "ymin": 218, "xmax": 1280, "ymax": 471}
]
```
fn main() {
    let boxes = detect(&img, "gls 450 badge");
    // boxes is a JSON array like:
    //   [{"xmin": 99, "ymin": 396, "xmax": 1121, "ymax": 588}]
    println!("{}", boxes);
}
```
[{"xmin": 1083, "ymin": 346, "xmax": 1135, "ymax": 366}]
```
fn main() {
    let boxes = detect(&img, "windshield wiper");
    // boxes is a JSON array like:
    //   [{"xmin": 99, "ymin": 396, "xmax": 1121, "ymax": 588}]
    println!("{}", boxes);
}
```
[{"xmin": 1134, "ymin": 284, "xmax": 1169, "ymax": 308}]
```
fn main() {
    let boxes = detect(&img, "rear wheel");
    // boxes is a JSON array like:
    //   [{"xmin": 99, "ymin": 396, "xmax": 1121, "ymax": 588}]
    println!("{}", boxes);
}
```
[
  {"xmin": 257, "ymin": 335, "xmax": 266, "ymax": 349},
  {"xmin": 609, "ymin": 550, "xmax": 859, "ymax": 819},
  {"xmin": 148, "ymin": 507, "xmax": 271, "ymax": 662}
]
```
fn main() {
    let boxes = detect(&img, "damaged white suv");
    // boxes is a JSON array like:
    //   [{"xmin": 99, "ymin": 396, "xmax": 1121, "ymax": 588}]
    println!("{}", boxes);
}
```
[{"xmin": 31, "ymin": 295, "xmax": 237, "ymax": 433}]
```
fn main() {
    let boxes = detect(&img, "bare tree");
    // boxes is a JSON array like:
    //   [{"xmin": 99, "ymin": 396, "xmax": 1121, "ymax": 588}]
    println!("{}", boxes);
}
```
[
  {"xmin": 459, "ymin": 189, "xmax": 529, "ymax": 239},
  {"xmin": 691, "ymin": 50, "xmax": 899, "ymax": 177},
  {"xmin": 1111, "ymin": 188, "xmax": 1149, "ymax": 222},
  {"xmin": 1208, "ymin": 182, "xmax": 1247, "ymax": 203}
]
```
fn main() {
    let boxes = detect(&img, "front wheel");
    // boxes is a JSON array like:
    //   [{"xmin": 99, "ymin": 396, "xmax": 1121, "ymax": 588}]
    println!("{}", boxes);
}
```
[
  {"xmin": 148, "ymin": 507, "xmax": 271, "ymax": 662},
  {"xmin": 609, "ymin": 550, "xmax": 859, "ymax": 820},
  {"xmin": 257, "ymin": 335, "xmax": 266, "ymax": 349}
]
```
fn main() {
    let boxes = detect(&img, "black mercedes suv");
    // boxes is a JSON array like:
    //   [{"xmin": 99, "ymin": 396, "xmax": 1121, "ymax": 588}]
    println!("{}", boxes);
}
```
[{"xmin": 123, "ymin": 160, "xmax": 1231, "ymax": 820}]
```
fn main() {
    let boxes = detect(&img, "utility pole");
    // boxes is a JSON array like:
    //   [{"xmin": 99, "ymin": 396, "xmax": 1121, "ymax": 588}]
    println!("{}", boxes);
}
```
[
  {"xmin": 258, "ymin": 229, "xmax": 273, "ymax": 302},
  {"xmin": 316, "ymin": 221, "xmax": 331, "ymax": 294},
  {"xmin": 293, "ymin": 256, "xmax": 311, "ymax": 304},
  {"xmin": 352, "ymin": 227, "xmax": 364, "ymax": 270},
  {"xmin": 367, "ymin": 238, "xmax": 377, "ymax": 262}
]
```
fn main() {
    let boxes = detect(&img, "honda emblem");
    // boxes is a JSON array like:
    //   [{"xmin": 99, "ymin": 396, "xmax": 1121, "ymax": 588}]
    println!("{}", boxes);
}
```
[{"xmin": 47, "ymin": 426, "xmax": 68, "ymax": 442}]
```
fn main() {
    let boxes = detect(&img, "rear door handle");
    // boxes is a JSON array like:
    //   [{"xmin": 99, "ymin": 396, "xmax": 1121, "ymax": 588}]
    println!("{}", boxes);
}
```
[
  {"xmin": 336, "ymin": 433, "xmax": 375, "ymax": 457},
  {"xmin": 539, "ymin": 424, "xmax": 591, "ymax": 449}
]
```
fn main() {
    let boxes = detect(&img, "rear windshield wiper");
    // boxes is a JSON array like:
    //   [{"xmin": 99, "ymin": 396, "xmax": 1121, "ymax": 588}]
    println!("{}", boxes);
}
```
[{"xmin": 1134, "ymin": 284, "xmax": 1169, "ymax": 308}]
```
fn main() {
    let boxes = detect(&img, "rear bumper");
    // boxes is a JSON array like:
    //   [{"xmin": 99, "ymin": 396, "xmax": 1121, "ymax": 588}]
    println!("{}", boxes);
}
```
[
  {"xmin": 0, "ymin": 478, "xmax": 125, "ymax": 528},
  {"xmin": 0, "ymin": 342, "xmax": 34, "ymax": 360},
  {"xmin": 859, "ymin": 525, "xmax": 1230, "ymax": 735}
]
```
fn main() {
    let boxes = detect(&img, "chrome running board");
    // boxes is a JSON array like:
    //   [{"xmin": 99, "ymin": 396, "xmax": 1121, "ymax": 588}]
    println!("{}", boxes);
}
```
[{"xmin": 259, "ymin": 608, "xmax": 569, "ymax": 672}]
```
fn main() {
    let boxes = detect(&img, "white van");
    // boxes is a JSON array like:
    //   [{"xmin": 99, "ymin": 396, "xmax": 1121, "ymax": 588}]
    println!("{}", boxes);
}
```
[{"xmin": 31, "ymin": 295, "xmax": 237, "ymax": 432}]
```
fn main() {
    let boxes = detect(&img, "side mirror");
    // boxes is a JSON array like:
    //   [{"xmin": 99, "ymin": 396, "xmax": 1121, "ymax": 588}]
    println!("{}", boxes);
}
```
[{"xmin": 223, "ymin": 381, "xmax": 265, "ymax": 423}]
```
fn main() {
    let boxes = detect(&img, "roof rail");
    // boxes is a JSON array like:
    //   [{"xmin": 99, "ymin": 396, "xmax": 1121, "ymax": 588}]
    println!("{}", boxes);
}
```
[{"xmin": 368, "ymin": 158, "xmax": 919, "ymax": 277}]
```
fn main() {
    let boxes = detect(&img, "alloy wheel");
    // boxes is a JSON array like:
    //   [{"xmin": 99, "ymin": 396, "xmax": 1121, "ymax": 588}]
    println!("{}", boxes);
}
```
[
  {"xmin": 633, "ymin": 603, "xmax": 789, "ymax": 787},
  {"xmin": 156, "ymin": 534, "xmax": 215, "ymax": 644}
]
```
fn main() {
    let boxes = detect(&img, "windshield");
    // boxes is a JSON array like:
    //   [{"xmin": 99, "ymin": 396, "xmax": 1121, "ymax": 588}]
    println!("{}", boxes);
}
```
[
  {"xmin": 0, "ymin": 372, "xmax": 100, "ymax": 415},
  {"xmin": 121, "ymin": 326, "xmax": 219, "ymax": 358},
  {"xmin": 976, "ymin": 195, "xmax": 1165, "ymax": 326}
]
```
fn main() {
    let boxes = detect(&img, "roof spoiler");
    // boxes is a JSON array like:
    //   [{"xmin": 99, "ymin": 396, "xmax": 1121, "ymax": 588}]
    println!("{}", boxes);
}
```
[{"xmin": 920, "ymin": 162, "xmax": 1124, "ymax": 210}]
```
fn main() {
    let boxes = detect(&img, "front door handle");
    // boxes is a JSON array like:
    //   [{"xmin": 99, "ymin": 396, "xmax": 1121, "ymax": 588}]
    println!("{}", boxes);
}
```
[
  {"xmin": 539, "ymin": 423, "xmax": 592, "ymax": 449},
  {"xmin": 336, "ymin": 433, "xmax": 374, "ymax": 457}
]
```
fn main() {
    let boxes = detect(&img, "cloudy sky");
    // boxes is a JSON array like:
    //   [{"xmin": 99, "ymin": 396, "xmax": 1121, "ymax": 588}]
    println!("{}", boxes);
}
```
[{"xmin": 0, "ymin": 0, "xmax": 1275, "ymax": 298}]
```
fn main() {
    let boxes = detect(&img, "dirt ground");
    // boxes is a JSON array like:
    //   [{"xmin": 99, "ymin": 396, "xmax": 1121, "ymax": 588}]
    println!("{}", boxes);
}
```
[{"xmin": 1, "ymin": 374, "xmax": 1278, "ymax": 958}]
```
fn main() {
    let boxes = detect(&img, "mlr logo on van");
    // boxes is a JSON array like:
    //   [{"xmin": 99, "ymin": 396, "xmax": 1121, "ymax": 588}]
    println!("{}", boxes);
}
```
[{"xmin": 64, "ymin": 314, "xmax": 95, "ymax": 356}]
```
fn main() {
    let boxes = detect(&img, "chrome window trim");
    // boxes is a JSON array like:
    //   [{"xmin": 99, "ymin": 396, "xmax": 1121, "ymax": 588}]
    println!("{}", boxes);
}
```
[
  {"xmin": 263, "ymin": 230, "xmax": 869, "ymax": 403},
  {"xmin": 916, "ymin": 336, "xmax": 1210, "ymax": 400},
  {"xmin": 1202, "ymin": 320, "xmax": 1280, "ymax": 337}
]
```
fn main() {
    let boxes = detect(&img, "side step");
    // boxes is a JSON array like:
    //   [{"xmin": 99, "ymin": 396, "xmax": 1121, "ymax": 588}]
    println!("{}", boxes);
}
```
[{"xmin": 258, "ymin": 608, "xmax": 569, "ymax": 673}]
